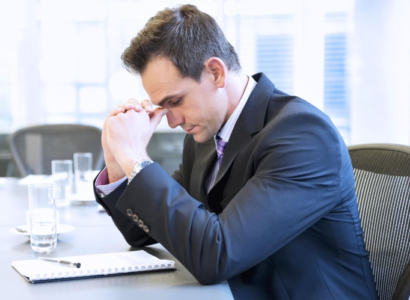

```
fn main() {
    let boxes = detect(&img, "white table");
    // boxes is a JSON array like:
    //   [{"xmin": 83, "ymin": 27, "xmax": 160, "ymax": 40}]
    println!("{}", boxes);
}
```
[{"xmin": 0, "ymin": 178, "xmax": 234, "ymax": 300}]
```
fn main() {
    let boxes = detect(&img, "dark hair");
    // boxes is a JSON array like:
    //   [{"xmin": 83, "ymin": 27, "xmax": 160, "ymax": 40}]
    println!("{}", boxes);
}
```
[{"xmin": 121, "ymin": 4, "xmax": 241, "ymax": 81}]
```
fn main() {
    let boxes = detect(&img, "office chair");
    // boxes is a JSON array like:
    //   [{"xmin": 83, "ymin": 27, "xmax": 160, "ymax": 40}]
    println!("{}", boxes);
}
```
[
  {"xmin": 348, "ymin": 143, "xmax": 410, "ymax": 300},
  {"xmin": 9, "ymin": 124, "xmax": 104, "ymax": 177},
  {"xmin": 394, "ymin": 260, "xmax": 410, "ymax": 300}
]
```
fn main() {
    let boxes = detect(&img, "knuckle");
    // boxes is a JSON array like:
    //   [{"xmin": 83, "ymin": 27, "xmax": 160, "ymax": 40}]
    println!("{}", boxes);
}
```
[
  {"xmin": 142, "ymin": 99, "xmax": 152, "ymax": 106},
  {"xmin": 127, "ymin": 98, "xmax": 139, "ymax": 104}
]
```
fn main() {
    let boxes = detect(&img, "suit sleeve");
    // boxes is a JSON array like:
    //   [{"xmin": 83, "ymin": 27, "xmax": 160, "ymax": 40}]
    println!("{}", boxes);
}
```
[
  {"xmin": 114, "ymin": 112, "xmax": 342, "ymax": 284},
  {"xmin": 93, "ymin": 157, "xmax": 185, "ymax": 247},
  {"xmin": 93, "ymin": 179, "xmax": 157, "ymax": 247}
]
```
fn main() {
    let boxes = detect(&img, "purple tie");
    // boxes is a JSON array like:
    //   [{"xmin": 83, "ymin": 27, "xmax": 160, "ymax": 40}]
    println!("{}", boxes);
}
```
[{"xmin": 216, "ymin": 136, "xmax": 227, "ymax": 166}]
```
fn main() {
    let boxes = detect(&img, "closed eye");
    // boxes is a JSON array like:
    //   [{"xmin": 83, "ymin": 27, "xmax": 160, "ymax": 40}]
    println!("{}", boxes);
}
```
[{"xmin": 172, "ymin": 98, "xmax": 182, "ymax": 106}]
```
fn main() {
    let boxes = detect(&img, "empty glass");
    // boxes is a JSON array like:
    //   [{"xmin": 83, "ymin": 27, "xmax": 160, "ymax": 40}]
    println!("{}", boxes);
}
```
[
  {"xmin": 51, "ymin": 160, "xmax": 73, "ymax": 207},
  {"xmin": 73, "ymin": 152, "xmax": 93, "ymax": 194},
  {"xmin": 28, "ymin": 183, "xmax": 57, "ymax": 253}
]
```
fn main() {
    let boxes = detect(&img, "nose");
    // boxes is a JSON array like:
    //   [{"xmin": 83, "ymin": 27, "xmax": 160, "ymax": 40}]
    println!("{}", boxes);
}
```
[{"xmin": 166, "ymin": 110, "xmax": 184, "ymax": 129}]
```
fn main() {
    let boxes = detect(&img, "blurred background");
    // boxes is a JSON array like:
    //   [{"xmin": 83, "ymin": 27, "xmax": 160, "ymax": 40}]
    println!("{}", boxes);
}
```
[{"xmin": 0, "ymin": 0, "xmax": 409, "ymax": 176}]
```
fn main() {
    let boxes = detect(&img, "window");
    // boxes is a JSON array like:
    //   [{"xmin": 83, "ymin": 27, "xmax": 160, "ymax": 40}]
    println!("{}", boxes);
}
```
[
  {"xmin": 324, "ymin": 13, "xmax": 349, "ymax": 143},
  {"xmin": 0, "ymin": 0, "xmax": 25, "ymax": 132},
  {"xmin": 257, "ymin": 34, "xmax": 294, "ymax": 94},
  {"xmin": 0, "ymin": 0, "xmax": 358, "ymax": 142},
  {"xmin": 38, "ymin": 4, "xmax": 109, "ymax": 127}
]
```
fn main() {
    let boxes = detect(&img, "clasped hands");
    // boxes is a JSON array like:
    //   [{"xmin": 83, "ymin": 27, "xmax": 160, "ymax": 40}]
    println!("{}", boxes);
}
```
[{"xmin": 102, "ymin": 98, "xmax": 168, "ymax": 183}]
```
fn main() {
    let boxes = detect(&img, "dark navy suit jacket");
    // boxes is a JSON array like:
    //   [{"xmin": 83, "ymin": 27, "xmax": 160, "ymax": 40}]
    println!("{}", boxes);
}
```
[{"xmin": 95, "ymin": 73, "xmax": 378, "ymax": 300}]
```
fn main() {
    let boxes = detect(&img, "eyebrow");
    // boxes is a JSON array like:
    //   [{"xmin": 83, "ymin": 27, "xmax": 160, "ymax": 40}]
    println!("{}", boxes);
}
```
[{"xmin": 157, "ymin": 93, "xmax": 183, "ymax": 107}]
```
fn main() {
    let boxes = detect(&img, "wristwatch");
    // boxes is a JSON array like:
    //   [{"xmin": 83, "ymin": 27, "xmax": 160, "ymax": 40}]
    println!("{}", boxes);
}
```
[{"xmin": 128, "ymin": 158, "xmax": 154, "ymax": 184}]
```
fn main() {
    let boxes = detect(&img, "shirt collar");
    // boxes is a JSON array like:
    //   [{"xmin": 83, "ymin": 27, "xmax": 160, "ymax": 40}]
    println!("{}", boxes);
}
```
[{"xmin": 216, "ymin": 75, "xmax": 257, "ymax": 144}]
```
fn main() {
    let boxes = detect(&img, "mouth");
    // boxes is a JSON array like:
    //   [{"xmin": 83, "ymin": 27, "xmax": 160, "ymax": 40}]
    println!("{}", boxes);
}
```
[{"xmin": 185, "ymin": 126, "xmax": 196, "ymax": 134}]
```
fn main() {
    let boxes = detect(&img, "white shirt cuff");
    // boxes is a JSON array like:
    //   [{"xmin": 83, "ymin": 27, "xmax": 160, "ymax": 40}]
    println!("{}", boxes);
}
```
[{"xmin": 96, "ymin": 168, "xmax": 127, "ymax": 197}]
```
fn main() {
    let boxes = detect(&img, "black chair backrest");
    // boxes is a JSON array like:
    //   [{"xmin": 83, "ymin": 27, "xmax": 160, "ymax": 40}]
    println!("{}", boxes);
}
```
[
  {"xmin": 349, "ymin": 144, "xmax": 410, "ymax": 300},
  {"xmin": 9, "ymin": 124, "xmax": 104, "ymax": 177}
]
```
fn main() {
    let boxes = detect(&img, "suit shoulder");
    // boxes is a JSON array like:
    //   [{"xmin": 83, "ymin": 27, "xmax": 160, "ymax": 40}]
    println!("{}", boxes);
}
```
[
  {"xmin": 266, "ymin": 92, "xmax": 335, "ymax": 132},
  {"xmin": 259, "ymin": 90, "xmax": 346, "ymax": 157}
]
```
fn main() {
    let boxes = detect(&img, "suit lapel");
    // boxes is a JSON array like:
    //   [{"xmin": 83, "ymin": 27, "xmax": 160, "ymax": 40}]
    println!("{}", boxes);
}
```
[
  {"xmin": 212, "ymin": 73, "xmax": 275, "ymax": 188},
  {"xmin": 188, "ymin": 73, "xmax": 276, "ymax": 212},
  {"xmin": 189, "ymin": 139, "xmax": 216, "ymax": 205},
  {"xmin": 214, "ymin": 118, "xmax": 251, "ymax": 185}
]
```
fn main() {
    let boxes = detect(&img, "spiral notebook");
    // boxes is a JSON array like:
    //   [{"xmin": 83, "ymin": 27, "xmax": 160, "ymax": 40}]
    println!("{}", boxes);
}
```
[{"xmin": 12, "ymin": 250, "xmax": 176, "ymax": 284}]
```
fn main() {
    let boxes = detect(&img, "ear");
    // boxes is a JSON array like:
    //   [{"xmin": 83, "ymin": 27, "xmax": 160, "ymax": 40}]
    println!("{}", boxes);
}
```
[{"xmin": 204, "ymin": 57, "xmax": 227, "ymax": 88}]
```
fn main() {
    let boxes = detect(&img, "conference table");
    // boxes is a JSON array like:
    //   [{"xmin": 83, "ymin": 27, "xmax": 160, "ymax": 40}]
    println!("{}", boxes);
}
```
[{"xmin": 0, "ymin": 178, "xmax": 234, "ymax": 300}]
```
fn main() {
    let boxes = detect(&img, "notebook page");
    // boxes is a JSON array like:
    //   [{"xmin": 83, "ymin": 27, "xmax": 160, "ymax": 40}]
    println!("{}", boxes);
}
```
[{"xmin": 12, "ymin": 250, "xmax": 175, "ymax": 281}]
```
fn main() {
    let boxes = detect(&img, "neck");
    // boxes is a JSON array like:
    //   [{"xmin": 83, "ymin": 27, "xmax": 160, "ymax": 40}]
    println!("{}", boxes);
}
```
[{"xmin": 224, "ymin": 71, "xmax": 249, "ymax": 121}]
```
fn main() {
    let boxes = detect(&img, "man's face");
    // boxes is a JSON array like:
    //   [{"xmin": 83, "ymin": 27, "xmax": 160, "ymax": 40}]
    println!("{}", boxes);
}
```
[{"xmin": 141, "ymin": 57, "xmax": 227, "ymax": 143}]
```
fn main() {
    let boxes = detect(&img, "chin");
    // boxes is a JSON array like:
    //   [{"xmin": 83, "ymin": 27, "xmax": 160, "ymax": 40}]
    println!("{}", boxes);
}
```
[{"xmin": 192, "ymin": 132, "xmax": 213, "ymax": 144}]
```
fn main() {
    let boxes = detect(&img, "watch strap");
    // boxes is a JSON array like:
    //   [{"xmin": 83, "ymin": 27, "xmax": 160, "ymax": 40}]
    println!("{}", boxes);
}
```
[{"xmin": 128, "ymin": 158, "xmax": 154, "ymax": 185}]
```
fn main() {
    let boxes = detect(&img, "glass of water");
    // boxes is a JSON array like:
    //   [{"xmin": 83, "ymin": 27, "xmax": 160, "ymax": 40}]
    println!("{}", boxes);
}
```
[
  {"xmin": 73, "ymin": 153, "xmax": 93, "ymax": 194},
  {"xmin": 51, "ymin": 160, "xmax": 73, "ymax": 207},
  {"xmin": 28, "ymin": 183, "xmax": 57, "ymax": 253}
]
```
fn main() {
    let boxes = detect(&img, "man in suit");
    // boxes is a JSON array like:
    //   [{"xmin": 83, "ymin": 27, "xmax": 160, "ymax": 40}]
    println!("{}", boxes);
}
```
[{"xmin": 94, "ymin": 4, "xmax": 378, "ymax": 300}]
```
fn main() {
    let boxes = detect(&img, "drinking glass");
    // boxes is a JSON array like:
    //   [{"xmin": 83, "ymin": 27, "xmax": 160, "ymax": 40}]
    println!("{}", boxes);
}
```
[
  {"xmin": 51, "ymin": 160, "xmax": 73, "ymax": 207},
  {"xmin": 28, "ymin": 183, "xmax": 57, "ymax": 253},
  {"xmin": 73, "ymin": 152, "xmax": 93, "ymax": 194}
]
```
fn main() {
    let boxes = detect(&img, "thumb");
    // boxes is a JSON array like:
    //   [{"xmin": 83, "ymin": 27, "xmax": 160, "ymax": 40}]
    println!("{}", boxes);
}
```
[{"xmin": 149, "ymin": 107, "xmax": 168, "ymax": 129}]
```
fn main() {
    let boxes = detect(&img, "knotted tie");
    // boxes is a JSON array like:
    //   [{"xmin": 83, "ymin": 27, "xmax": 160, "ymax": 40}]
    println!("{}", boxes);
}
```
[
  {"xmin": 206, "ymin": 135, "xmax": 227, "ymax": 193},
  {"xmin": 216, "ymin": 135, "xmax": 227, "ymax": 166}
]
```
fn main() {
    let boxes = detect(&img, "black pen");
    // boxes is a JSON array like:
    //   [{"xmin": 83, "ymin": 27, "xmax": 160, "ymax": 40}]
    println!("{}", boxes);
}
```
[{"xmin": 38, "ymin": 257, "xmax": 81, "ymax": 268}]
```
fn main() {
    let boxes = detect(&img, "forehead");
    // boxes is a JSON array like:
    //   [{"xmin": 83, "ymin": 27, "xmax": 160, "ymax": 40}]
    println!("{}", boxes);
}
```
[{"xmin": 141, "ymin": 57, "xmax": 188, "ymax": 106}]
